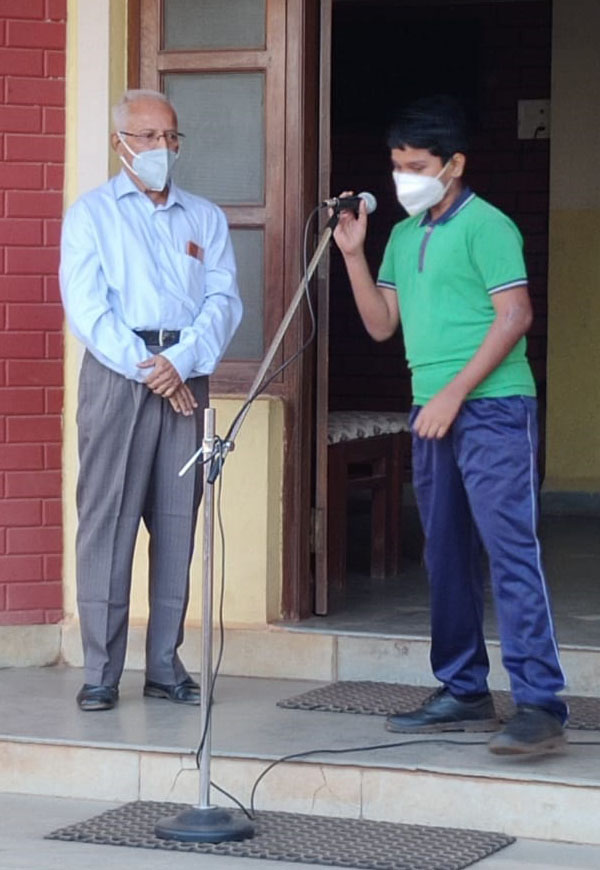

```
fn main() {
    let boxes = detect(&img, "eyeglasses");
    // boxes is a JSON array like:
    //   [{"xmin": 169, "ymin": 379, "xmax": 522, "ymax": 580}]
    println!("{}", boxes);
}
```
[{"xmin": 119, "ymin": 129, "xmax": 185, "ymax": 146}]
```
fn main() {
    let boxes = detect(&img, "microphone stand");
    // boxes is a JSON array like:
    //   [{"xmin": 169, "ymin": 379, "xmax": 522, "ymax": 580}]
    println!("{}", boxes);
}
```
[
  {"xmin": 155, "ymin": 408, "xmax": 254, "ymax": 842},
  {"xmin": 155, "ymin": 211, "xmax": 338, "ymax": 843}
]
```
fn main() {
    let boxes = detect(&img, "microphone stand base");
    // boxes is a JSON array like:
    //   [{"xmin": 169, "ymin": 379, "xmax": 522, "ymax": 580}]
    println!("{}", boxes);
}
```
[{"xmin": 155, "ymin": 806, "xmax": 255, "ymax": 843}]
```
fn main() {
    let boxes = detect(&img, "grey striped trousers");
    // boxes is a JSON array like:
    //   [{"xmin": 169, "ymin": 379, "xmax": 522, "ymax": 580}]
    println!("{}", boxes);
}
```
[{"xmin": 75, "ymin": 350, "xmax": 208, "ymax": 686}]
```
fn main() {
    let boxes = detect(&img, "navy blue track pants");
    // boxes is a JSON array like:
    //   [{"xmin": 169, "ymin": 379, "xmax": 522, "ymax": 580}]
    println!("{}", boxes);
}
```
[{"xmin": 411, "ymin": 396, "xmax": 567, "ymax": 722}]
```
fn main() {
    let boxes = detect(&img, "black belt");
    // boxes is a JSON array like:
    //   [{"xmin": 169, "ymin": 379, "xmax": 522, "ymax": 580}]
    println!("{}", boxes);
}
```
[{"xmin": 134, "ymin": 329, "xmax": 181, "ymax": 348}]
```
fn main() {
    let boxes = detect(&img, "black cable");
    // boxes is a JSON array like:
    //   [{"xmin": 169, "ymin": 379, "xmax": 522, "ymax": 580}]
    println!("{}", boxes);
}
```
[
  {"xmin": 194, "ymin": 437, "xmax": 227, "ymax": 768},
  {"xmin": 247, "ymin": 733, "xmax": 600, "ymax": 818},
  {"xmin": 202, "ymin": 720, "xmax": 600, "ymax": 822},
  {"xmin": 191, "ymin": 434, "xmax": 247, "ymax": 814},
  {"xmin": 205, "ymin": 728, "xmax": 600, "ymax": 821},
  {"xmin": 222, "ymin": 204, "xmax": 322, "ymax": 447},
  {"xmin": 210, "ymin": 447, "xmax": 227, "ymax": 709},
  {"xmin": 247, "ymin": 737, "xmax": 488, "ymax": 818},
  {"xmin": 210, "ymin": 780, "xmax": 254, "ymax": 820},
  {"xmin": 189, "ymin": 205, "xmax": 324, "ymax": 801},
  {"xmin": 195, "ymin": 448, "xmax": 221, "ymax": 467}
]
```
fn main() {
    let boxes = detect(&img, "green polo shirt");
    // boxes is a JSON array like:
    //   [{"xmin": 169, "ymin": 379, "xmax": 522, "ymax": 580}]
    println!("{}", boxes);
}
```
[{"xmin": 377, "ymin": 191, "xmax": 536, "ymax": 405}]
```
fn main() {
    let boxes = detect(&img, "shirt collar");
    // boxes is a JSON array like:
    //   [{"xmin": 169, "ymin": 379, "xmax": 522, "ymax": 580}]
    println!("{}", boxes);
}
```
[
  {"xmin": 113, "ymin": 169, "xmax": 185, "ymax": 210},
  {"xmin": 419, "ymin": 186, "xmax": 475, "ymax": 227}
]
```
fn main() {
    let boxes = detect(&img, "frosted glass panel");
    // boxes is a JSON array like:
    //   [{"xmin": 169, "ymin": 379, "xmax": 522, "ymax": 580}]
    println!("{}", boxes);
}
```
[
  {"xmin": 163, "ymin": 0, "xmax": 265, "ymax": 50},
  {"xmin": 224, "ymin": 229, "xmax": 264, "ymax": 360},
  {"xmin": 166, "ymin": 73, "xmax": 264, "ymax": 205}
]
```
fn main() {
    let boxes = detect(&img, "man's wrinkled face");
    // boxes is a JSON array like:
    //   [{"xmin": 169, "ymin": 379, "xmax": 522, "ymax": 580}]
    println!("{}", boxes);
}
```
[{"xmin": 112, "ymin": 98, "xmax": 180, "ymax": 158}]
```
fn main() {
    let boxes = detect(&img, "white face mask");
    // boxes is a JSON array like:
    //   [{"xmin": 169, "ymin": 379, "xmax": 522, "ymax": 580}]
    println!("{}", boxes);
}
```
[
  {"xmin": 392, "ymin": 162, "xmax": 453, "ymax": 216},
  {"xmin": 118, "ymin": 135, "xmax": 179, "ymax": 192}
]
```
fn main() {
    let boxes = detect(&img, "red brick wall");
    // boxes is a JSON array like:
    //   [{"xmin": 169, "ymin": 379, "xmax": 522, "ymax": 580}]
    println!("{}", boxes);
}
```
[{"xmin": 0, "ymin": 0, "xmax": 66, "ymax": 625}]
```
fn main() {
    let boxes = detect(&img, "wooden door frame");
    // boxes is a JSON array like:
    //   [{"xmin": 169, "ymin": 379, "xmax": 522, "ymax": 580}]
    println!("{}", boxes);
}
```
[
  {"xmin": 127, "ymin": 0, "xmax": 320, "ymax": 621},
  {"xmin": 280, "ymin": 0, "xmax": 320, "ymax": 620},
  {"xmin": 314, "ymin": 0, "xmax": 332, "ymax": 614}
]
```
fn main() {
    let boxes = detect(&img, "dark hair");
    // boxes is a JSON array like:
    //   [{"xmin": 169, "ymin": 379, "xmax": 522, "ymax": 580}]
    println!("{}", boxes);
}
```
[{"xmin": 387, "ymin": 95, "xmax": 469, "ymax": 161}]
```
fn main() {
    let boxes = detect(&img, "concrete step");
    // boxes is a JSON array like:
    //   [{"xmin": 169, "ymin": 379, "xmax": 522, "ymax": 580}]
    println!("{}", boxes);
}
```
[
  {"xmin": 5, "ymin": 620, "xmax": 600, "ymax": 697},
  {"xmin": 2, "ymin": 667, "xmax": 600, "ymax": 849},
  {"xmin": 58, "ymin": 622, "xmax": 600, "ymax": 698}
]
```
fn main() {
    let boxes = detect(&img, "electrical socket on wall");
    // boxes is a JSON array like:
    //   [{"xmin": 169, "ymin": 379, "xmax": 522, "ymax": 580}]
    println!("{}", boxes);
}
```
[{"xmin": 517, "ymin": 99, "xmax": 551, "ymax": 140}]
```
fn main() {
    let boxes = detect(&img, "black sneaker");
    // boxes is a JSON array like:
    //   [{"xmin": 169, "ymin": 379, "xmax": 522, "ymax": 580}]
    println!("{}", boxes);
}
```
[
  {"xmin": 385, "ymin": 687, "xmax": 500, "ymax": 733},
  {"xmin": 488, "ymin": 704, "xmax": 567, "ymax": 756}
]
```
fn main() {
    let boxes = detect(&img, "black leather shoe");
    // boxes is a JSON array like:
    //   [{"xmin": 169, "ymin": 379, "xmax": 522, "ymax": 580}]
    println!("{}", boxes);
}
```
[
  {"xmin": 76, "ymin": 683, "xmax": 119, "ymax": 712},
  {"xmin": 385, "ymin": 687, "xmax": 500, "ymax": 733},
  {"xmin": 488, "ymin": 705, "xmax": 567, "ymax": 756},
  {"xmin": 143, "ymin": 676, "xmax": 200, "ymax": 705}
]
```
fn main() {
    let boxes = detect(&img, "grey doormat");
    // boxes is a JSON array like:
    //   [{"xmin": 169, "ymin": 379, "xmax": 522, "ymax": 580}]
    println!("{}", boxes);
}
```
[
  {"xmin": 47, "ymin": 800, "xmax": 515, "ymax": 869},
  {"xmin": 277, "ymin": 682, "xmax": 598, "ymax": 730}
]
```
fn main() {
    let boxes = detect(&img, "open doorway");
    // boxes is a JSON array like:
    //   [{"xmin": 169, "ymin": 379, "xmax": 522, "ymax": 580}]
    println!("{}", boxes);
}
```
[
  {"xmin": 304, "ymin": 0, "xmax": 600, "ymax": 646},
  {"xmin": 328, "ymin": 0, "xmax": 550, "ymax": 435}
]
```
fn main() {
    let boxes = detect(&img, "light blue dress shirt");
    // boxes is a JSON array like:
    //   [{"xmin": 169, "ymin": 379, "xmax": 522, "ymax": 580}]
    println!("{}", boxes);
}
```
[{"xmin": 59, "ymin": 170, "xmax": 243, "ymax": 383}]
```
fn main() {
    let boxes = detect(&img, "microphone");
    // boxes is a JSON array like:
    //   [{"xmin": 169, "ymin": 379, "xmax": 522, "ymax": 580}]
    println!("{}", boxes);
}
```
[{"xmin": 322, "ymin": 191, "xmax": 377, "ymax": 214}]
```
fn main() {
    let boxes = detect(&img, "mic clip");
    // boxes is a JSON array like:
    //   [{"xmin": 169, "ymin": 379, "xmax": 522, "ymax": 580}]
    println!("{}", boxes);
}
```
[{"xmin": 207, "ymin": 439, "xmax": 235, "ymax": 485}]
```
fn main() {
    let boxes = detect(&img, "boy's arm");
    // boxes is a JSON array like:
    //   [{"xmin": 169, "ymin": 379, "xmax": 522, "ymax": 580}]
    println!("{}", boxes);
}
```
[
  {"xmin": 413, "ymin": 284, "xmax": 532, "ymax": 439},
  {"xmin": 333, "ymin": 199, "xmax": 400, "ymax": 341}
]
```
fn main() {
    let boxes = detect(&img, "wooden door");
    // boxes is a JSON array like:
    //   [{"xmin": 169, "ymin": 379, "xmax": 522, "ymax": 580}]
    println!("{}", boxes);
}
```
[
  {"xmin": 130, "ymin": 0, "xmax": 320, "ymax": 619},
  {"xmin": 134, "ymin": 0, "xmax": 285, "ymax": 389}
]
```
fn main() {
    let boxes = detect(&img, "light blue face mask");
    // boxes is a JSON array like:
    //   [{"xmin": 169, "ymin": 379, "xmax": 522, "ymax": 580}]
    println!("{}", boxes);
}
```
[{"xmin": 118, "ymin": 134, "xmax": 179, "ymax": 192}]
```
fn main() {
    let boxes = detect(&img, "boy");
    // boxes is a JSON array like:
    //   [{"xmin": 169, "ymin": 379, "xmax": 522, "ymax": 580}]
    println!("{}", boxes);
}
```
[{"xmin": 332, "ymin": 95, "xmax": 567, "ymax": 755}]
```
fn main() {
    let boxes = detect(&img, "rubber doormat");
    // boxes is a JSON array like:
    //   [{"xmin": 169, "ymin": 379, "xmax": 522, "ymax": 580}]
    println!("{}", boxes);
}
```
[
  {"xmin": 47, "ymin": 800, "xmax": 515, "ymax": 870},
  {"xmin": 277, "ymin": 682, "xmax": 598, "ymax": 730}
]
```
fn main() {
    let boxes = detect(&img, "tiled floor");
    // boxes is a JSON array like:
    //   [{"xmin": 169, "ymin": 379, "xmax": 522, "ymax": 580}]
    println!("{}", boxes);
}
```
[{"xmin": 301, "ymin": 507, "xmax": 600, "ymax": 647}]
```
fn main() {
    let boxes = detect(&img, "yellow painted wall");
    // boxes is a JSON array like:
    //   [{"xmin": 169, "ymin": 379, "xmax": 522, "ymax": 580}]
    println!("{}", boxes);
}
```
[
  {"xmin": 546, "ymin": 0, "xmax": 600, "ymax": 492},
  {"xmin": 62, "ymin": 0, "xmax": 284, "ymax": 632}
]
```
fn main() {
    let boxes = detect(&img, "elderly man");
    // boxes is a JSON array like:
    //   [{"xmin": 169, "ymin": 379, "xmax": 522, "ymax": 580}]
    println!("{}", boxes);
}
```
[{"xmin": 60, "ymin": 89, "xmax": 242, "ymax": 711}]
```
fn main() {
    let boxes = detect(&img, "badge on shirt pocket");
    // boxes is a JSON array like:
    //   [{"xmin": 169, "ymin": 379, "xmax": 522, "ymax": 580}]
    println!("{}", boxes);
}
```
[{"xmin": 186, "ymin": 240, "xmax": 204, "ymax": 262}]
